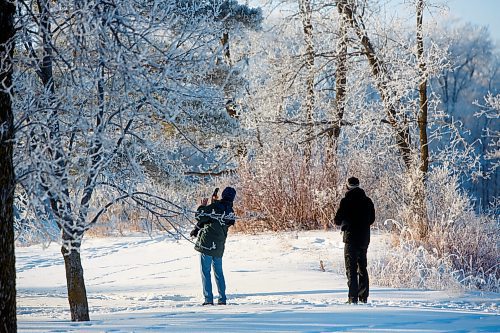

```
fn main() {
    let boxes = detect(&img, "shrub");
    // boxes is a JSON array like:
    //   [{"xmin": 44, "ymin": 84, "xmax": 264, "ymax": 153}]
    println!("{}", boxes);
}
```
[
  {"xmin": 371, "ymin": 166, "xmax": 500, "ymax": 292},
  {"xmin": 234, "ymin": 148, "xmax": 340, "ymax": 232}
]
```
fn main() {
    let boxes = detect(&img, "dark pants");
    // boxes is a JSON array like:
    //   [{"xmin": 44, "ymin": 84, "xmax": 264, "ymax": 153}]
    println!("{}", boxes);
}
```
[{"xmin": 344, "ymin": 244, "xmax": 369, "ymax": 302}]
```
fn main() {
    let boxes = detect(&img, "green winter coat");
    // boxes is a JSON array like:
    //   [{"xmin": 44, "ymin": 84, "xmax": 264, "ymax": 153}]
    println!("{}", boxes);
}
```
[{"xmin": 194, "ymin": 200, "xmax": 235, "ymax": 258}]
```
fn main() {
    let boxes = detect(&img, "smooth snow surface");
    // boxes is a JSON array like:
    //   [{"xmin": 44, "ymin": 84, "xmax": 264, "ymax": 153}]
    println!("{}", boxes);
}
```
[{"xmin": 16, "ymin": 231, "xmax": 499, "ymax": 332}]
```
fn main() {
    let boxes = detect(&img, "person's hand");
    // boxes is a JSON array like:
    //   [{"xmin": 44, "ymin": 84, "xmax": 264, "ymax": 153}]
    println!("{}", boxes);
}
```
[
  {"xmin": 190, "ymin": 228, "xmax": 199, "ymax": 238},
  {"xmin": 200, "ymin": 198, "xmax": 209, "ymax": 206}
]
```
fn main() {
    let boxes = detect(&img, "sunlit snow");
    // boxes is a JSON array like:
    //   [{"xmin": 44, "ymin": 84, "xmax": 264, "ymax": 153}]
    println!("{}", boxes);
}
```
[{"xmin": 16, "ymin": 231, "xmax": 499, "ymax": 332}]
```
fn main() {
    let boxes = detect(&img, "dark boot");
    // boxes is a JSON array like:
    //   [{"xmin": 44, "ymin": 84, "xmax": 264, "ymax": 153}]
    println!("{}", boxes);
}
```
[{"xmin": 347, "ymin": 297, "xmax": 358, "ymax": 304}]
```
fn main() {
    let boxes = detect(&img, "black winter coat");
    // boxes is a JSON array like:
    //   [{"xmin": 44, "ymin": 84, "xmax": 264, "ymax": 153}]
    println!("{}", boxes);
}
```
[
  {"xmin": 194, "ymin": 200, "xmax": 235, "ymax": 258},
  {"xmin": 334, "ymin": 187, "xmax": 375, "ymax": 248}
]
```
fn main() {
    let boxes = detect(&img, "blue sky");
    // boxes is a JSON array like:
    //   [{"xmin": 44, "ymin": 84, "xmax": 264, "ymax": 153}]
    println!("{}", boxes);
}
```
[
  {"xmin": 448, "ymin": 0, "xmax": 500, "ymax": 40},
  {"xmin": 249, "ymin": 0, "xmax": 500, "ymax": 43}
]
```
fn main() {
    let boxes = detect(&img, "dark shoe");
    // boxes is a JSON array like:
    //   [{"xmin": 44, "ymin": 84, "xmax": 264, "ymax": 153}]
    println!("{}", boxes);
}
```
[
  {"xmin": 347, "ymin": 298, "xmax": 358, "ymax": 304},
  {"xmin": 217, "ymin": 300, "xmax": 226, "ymax": 305},
  {"xmin": 359, "ymin": 297, "xmax": 367, "ymax": 304},
  {"xmin": 202, "ymin": 301, "xmax": 214, "ymax": 306}
]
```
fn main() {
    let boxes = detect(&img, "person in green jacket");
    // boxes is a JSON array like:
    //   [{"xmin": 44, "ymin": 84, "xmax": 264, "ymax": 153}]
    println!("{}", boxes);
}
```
[{"xmin": 190, "ymin": 186, "xmax": 236, "ymax": 305}]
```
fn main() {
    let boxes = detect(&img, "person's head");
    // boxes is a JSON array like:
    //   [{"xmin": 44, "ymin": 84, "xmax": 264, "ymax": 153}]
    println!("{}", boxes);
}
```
[
  {"xmin": 221, "ymin": 186, "xmax": 236, "ymax": 202},
  {"xmin": 346, "ymin": 177, "xmax": 360, "ymax": 190}
]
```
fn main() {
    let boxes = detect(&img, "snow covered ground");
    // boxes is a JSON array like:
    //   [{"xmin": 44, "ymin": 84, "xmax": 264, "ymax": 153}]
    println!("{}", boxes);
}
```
[{"xmin": 16, "ymin": 230, "xmax": 499, "ymax": 332}]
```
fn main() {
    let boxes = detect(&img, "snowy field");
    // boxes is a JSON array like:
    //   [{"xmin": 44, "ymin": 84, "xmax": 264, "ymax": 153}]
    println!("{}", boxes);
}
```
[{"xmin": 16, "ymin": 230, "xmax": 499, "ymax": 332}]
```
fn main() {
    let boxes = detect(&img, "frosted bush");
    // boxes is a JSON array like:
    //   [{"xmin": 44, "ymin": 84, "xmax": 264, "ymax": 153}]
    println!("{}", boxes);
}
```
[
  {"xmin": 371, "ymin": 166, "xmax": 499, "ymax": 292},
  {"xmin": 371, "ymin": 242, "xmax": 461, "ymax": 290}
]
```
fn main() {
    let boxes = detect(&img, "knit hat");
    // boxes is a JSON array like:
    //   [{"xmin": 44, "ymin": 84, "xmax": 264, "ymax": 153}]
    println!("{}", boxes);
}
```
[
  {"xmin": 221, "ymin": 186, "xmax": 236, "ymax": 202},
  {"xmin": 347, "ymin": 177, "xmax": 360, "ymax": 190}
]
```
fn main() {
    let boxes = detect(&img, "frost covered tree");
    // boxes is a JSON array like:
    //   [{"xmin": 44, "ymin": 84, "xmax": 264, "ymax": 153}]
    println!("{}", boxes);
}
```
[
  {"xmin": 0, "ymin": 0, "xmax": 17, "ymax": 330},
  {"xmin": 430, "ymin": 22, "xmax": 499, "ymax": 207},
  {"xmin": 238, "ymin": 0, "xmax": 457, "ymax": 233},
  {"xmin": 336, "ymin": 0, "xmax": 412, "ymax": 168},
  {"xmin": 235, "ymin": 0, "xmax": 372, "ymax": 229},
  {"xmin": 235, "ymin": 0, "xmax": 498, "ymax": 290},
  {"xmin": 332, "ymin": 0, "xmax": 452, "ymax": 238},
  {"xmin": 13, "ymin": 0, "xmax": 249, "ymax": 321},
  {"xmin": 170, "ymin": 0, "xmax": 263, "ymax": 161}
]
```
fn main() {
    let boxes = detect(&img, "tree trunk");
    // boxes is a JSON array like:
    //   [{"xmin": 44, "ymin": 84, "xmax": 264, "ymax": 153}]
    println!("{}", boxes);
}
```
[
  {"xmin": 334, "ymin": 3, "xmax": 348, "ymax": 144},
  {"xmin": 61, "ymin": 234, "xmax": 90, "ymax": 321},
  {"xmin": 34, "ymin": 0, "xmax": 91, "ymax": 318},
  {"xmin": 300, "ymin": 0, "xmax": 315, "ymax": 165},
  {"xmin": 0, "ymin": 0, "xmax": 17, "ymax": 331},
  {"xmin": 408, "ymin": 167, "xmax": 429, "ymax": 240},
  {"xmin": 325, "ymin": 1, "xmax": 349, "ymax": 168},
  {"xmin": 416, "ymin": 0, "xmax": 429, "ymax": 174},
  {"xmin": 35, "ymin": 0, "xmax": 91, "ymax": 316},
  {"xmin": 414, "ymin": 0, "xmax": 429, "ymax": 239},
  {"xmin": 220, "ymin": 31, "xmax": 232, "ymax": 66}
]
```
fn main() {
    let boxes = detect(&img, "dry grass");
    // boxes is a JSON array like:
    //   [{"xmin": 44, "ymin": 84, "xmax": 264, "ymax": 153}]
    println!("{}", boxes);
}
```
[{"xmin": 233, "ymin": 149, "xmax": 341, "ymax": 232}]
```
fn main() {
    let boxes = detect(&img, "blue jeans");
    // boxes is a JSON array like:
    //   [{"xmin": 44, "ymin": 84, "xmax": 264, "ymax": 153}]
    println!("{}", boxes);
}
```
[{"xmin": 200, "ymin": 253, "xmax": 226, "ymax": 303}]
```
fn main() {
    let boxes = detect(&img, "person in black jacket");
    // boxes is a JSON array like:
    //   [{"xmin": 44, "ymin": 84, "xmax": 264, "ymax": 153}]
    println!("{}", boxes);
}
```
[
  {"xmin": 334, "ymin": 177, "xmax": 375, "ymax": 304},
  {"xmin": 190, "ymin": 187, "xmax": 236, "ymax": 306}
]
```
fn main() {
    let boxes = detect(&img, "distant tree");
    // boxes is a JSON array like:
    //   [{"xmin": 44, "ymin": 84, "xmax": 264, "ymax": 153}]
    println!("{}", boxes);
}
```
[
  {"xmin": 0, "ymin": 0, "xmax": 17, "ymax": 331},
  {"xmin": 435, "ymin": 23, "xmax": 496, "ymax": 116},
  {"xmin": 414, "ymin": 0, "xmax": 430, "ymax": 238},
  {"xmin": 430, "ymin": 22, "xmax": 499, "ymax": 207},
  {"xmin": 236, "ymin": 0, "xmax": 362, "ymax": 229},
  {"xmin": 244, "ymin": 0, "xmax": 347, "ymax": 156}
]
